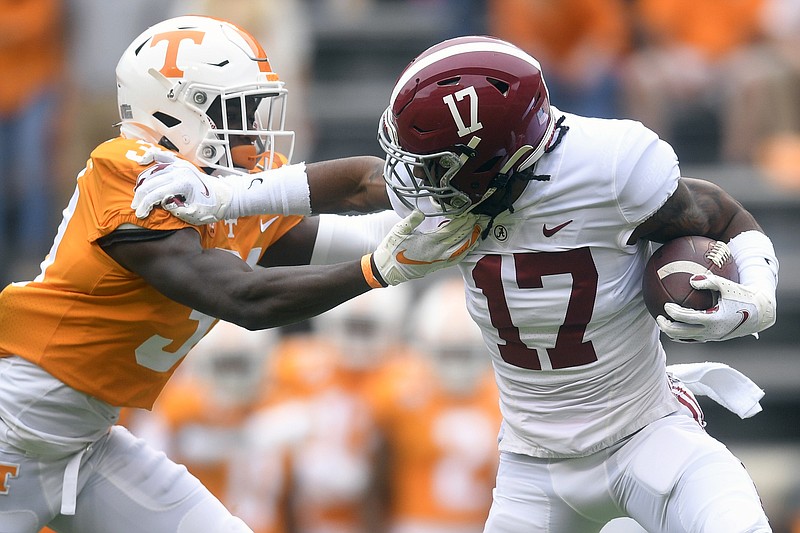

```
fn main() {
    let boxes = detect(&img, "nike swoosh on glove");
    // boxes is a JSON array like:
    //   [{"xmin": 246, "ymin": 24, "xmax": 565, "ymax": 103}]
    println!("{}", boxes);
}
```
[
  {"xmin": 131, "ymin": 152, "xmax": 233, "ymax": 224},
  {"xmin": 655, "ymin": 272, "xmax": 776, "ymax": 342},
  {"xmin": 370, "ymin": 210, "xmax": 484, "ymax": 286}
]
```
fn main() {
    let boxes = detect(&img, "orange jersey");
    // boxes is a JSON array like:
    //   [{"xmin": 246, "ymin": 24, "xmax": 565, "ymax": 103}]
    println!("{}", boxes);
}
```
[{"xmin": 0, "ymin": 137, "xmax": 301, "ymax": 409}]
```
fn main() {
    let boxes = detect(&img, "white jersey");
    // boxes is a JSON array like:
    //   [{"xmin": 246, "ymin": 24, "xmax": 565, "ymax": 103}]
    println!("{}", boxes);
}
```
[{"xmin": 389, "ymin": 111, "xmax": 682, "ymax": 458}]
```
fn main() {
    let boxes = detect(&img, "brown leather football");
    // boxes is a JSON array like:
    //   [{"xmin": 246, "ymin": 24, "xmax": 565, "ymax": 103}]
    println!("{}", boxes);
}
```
[{"xmin": 642, "ymin": 236, "xmax": 739, "ymax": 319}]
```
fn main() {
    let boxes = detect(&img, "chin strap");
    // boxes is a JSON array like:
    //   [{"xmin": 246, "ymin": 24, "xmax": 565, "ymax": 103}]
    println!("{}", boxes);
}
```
[{"xmin": 475, "ymin": 115, "xmax": 569, "ymax": 238}]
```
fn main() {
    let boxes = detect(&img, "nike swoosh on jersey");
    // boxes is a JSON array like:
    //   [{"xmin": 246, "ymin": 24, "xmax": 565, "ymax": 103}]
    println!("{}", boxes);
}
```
[
  {"xmin": 542, "ymin": 219, "xmax": 573, "ymax": 237},
  {"xmin": 260, "ymin": 216, "xmax": 278, "ymax": 233}
]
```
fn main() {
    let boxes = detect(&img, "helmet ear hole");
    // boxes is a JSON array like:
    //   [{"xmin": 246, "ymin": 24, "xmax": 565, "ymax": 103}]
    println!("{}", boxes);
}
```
[{"xmin": 437, "ymin": 76, "xmax": 460, "ymax": 86}]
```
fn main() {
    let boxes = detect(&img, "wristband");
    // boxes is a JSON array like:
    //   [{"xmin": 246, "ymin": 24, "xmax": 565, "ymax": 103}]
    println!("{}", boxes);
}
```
[
  {"xmin": 727, "ymin": 231, "xmax": 779, "ymax": 292},
  {"xmin": 361, "ymin": 254, "xmax": 387, "ymax": 289},
  {"xmin": 227, "ymin": 163, "xmax": 312, "ymax": 218}
]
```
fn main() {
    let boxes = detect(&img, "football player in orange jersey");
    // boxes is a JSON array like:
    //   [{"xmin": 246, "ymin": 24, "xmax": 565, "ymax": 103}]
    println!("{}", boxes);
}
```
[
  {"xmin": 228, "ymin": 334, "xmax": 344, "ymax": 533},
  {"xmin": 226, "ymin": 288, "xmax": 415, "ymax": 533},
  {"xmin": 369, "ymin": 275, "xmax": 501, "ymax": 533},
  {"xmin": 0, "ymin": 16, "xmax": 484, "ymax": 533},
  {"xmin": 280, "ymin": 286, "xmax": 414, "ymax": 533}
]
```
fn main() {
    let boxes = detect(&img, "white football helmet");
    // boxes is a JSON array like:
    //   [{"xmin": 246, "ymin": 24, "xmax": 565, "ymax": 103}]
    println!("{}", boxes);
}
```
[
  {"xmin": 116, "ymin": 15, "xmax": 294, "ymax": 174},
  {"xmin": 187, "ymin": 320, "xmax": 276, "ymax": 407},
  {"xmin": 410, "ymin": 276, "xmax": 490, "ymax": 396},
  {"xmin": 314, "ymin": 284, "xmax": 413, "ymax": 370}
]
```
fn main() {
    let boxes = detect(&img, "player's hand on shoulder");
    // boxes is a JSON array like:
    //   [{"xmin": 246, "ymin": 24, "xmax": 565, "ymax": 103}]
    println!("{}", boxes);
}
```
[
  {"xmin": 131, "ymin": 150, "xmax": 234, "ymax": 224},
  {"xmin": 368, "ymin": 210, "xmax": 486, "ymax": 286},
  {"xmin": 656, "ymin": 272, "xmax": 777, "ymax": 342}
]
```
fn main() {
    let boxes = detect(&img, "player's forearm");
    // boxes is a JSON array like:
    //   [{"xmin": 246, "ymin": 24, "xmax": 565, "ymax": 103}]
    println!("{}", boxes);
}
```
[
  {"xmin": 306, "ymin": 156, "xmax": 391, "ymax": 214},
  {"xmin": 132, "ymin": 155, "xmax": 391, "ymax": 223},
  {"xmin": 220, "ymin": 261, "xmax": 375, "ymax": 329},
  {"xmin": 229, "ymin": 156, "xmax": 390, "ymax": 218}
]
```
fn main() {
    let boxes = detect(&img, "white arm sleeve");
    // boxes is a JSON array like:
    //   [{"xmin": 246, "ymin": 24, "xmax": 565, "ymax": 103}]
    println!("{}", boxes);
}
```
[
  {"xmin": 227, "ymin": 163, "xmax": 312, "ymax": 218},
  {"xmin": 728, "ymin": 230, "xmax": 779, "ymax": 293},
  {"xmin": 310, "ymin": 211, "xmax": 402, "ymax": 265}
]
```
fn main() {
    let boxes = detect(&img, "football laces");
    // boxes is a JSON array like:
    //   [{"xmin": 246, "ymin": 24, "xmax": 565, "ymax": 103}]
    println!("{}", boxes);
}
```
[{"xmin": 704, "ymin": 241, "xmax": 732, "ymax": 269}]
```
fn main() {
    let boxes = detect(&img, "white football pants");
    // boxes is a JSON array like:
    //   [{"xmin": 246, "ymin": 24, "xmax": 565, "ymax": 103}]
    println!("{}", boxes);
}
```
[
  {"xmin": 0, "ymin": 425, "xmax": 251, "ymax": 533},
  {"xmin": 483, "ymin": 412, "xmax": 771, "ymax": 533}
]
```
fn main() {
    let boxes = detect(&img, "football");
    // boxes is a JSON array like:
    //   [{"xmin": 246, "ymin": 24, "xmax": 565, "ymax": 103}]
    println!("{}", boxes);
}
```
[{"xmin": 642, "ymin": 236, "xmax": 739, "ymax": 319}]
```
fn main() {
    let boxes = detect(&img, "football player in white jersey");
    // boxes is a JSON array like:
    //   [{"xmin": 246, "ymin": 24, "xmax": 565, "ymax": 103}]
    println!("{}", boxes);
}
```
[
  {"xmin": 374, "ymin": 36, "xmax": 778, "ymax": 533},
  {"xmin": 134, "ymin": 36, "xmax": 780, "ymax": 532}
]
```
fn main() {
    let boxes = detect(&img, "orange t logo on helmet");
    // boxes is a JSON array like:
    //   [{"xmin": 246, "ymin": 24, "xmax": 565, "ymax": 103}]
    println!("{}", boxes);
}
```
[{"xmin": 151, "ymin": 30, "xmax": 205, "ymax": 78}]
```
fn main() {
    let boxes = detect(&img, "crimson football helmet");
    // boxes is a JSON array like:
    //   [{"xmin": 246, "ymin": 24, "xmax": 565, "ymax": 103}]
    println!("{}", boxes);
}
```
[
  {"xmin": 379, "ymin": 35, "xmax": 555, "ymax": 216},
  {"xmin": 116, "ymin": 15, "xmax": 294, "ymax": 174}
]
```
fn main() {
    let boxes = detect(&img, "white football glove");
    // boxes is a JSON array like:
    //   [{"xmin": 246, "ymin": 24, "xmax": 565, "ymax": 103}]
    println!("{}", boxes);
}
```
[
  {"xmin": 132, "ymin": 152, "xmax": 234, "ymax": 224},
  {"xmin": 368, "ymin": 210, "xmax": 484, "ymax": 286},
  {"xmin": 655, "ymin": 272, "xmax": 776, "ymax": 342}
]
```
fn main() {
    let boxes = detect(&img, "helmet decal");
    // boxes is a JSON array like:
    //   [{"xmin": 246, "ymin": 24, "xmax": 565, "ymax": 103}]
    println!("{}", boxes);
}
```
[
  {"xmin": 442, "ymin": 86, "xmax": 483, "ymax": 138},
  {"xmin": 150, "ymin": 30, "xmax": 206, "ymax": 78}
]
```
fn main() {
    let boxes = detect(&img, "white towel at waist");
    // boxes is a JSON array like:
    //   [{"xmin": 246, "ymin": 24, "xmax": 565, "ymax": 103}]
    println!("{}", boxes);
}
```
[{"xmin": 666, "ymin": 362, "xmax": 764, "ymax": 419}]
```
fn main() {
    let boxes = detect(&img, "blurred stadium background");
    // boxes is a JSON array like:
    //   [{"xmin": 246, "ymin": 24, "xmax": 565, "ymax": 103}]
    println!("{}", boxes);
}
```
[{"xmin": 6, "ymin": 0, "xmax": 799, "ymax": 531}]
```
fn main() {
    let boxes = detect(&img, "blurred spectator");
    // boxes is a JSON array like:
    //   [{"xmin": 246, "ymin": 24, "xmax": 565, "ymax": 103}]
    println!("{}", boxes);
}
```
[
  {"xmin": 368, "ymin": 275, "xmax": 500, "ymax": 533},
  {"xmin": 752, "ymin": 0, "xmax": 800, "ymax": 185},
  {"xmin": 232, "ymin": 284, "xmax": 415, "ymax": 533},
  {"xmin": 619, "ymin": 0, "xmax": 799, "ymax": 164},
  {"xmin": 0, "ymin": 0, "xmax": 64, "ymax": 283},
  {"xmin": 488, "ymin": 0, "xmax": 631, "ymax": 119},
  {"xmin": 230, "ymin": 335, "xmax": 342, "ymax": 533},
  {"xmin": 170, "ymin": 0, "xmax": 316, "ymax": 161}
]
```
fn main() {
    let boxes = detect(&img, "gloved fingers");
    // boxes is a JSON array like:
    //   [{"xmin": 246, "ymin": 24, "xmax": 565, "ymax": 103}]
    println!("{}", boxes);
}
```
[
  {"xmin": 134, "ymin": 188, "xmax": 182, "ymax": 218},
  {"xmin": 689, "ymin": 273, "xmax": 725, "ymax": 291},
  {"xmin": 656, "ymin": 314, "xmax": 705, "ymax": 342},
  {"xmin": 399, "ymin": 209, "xmax": 426, "ymax": 235},
  {"xmin": 663, "ymin": 302, "xmax": 716, "ymax": 323}
]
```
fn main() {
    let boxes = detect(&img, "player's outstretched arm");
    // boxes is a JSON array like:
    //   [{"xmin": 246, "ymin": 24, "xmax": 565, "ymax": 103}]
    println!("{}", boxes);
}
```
[
  {"xmin": 100, "ymin": 211, "xmax": 482, "ymax": 329},
  {"xmin": 130, "ymin": 150, "xmax": 389, "ymax": 223},
  {"xmin": 631, "ymin": 178, "xmax": 778, "ymax": 342}
]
